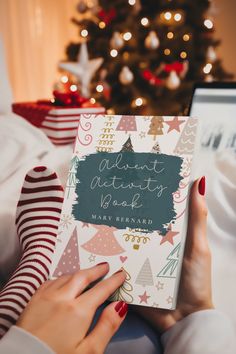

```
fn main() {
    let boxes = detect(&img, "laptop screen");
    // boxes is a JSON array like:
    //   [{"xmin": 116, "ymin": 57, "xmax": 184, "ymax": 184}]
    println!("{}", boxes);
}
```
[{"xmin": 189, "ymin": 86, "xmax": 236, "ymax": 151}]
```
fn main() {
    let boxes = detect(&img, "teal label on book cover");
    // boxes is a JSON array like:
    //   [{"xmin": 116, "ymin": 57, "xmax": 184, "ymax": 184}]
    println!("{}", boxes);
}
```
[{"xmin": 72, "ymin": 152, "xmax": 183, "ymax": 235}]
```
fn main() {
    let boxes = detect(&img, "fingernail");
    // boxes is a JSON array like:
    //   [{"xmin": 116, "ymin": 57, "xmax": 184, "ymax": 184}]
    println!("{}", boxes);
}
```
[
  {"xmin": 96, "ymin": 262, "xmax": 108, "ymax": 267},
  {"xmin": 118, "ymin": 303, "xmax": 128, "ymax": 318},
  {"xmin": 198, "ymin": 176, "xmax": 206, "ymax": 196},
  {"xmin": 113, "ymin": 269, "xmax": 123, "ymax": 275},
  {"xmin": 115, "ymin": 301, "xmax": 124, "ymax": 313}
]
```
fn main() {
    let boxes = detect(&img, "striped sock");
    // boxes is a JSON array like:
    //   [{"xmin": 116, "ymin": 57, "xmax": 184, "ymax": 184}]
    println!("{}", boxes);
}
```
[{"xmin": 0, "ymin": 166, "xmax": 63, "ymax": 338}]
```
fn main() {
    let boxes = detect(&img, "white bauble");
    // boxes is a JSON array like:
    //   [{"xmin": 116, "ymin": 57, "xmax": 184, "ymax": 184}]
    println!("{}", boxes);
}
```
[
  {"xmin": 205, "ymin": 74, "xmax": 214, "ymax": 82},
  {"xmin": 110, "ymin": 32, "xmax": 124, "ymax": 50},
  {"xmin": 207, "ymin": 46, "xmax": 217, "ymax": 62},
  {"xmin": 166, "ymin": 71, "xmax": 180, "ymax": 90},
  {"xmin": 119, "ymin": 66, "xmax": 134, "ymax": 85},
  {"xmin": 145, "ymin": 31, "xmax": 160, "ymax": 49}
]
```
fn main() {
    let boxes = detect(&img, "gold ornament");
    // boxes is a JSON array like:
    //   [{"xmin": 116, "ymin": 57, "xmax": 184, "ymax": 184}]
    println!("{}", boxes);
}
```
[
  {"xmin": 166, "ymin": 71, "xmax": 181, "ymax": 90},
  {"xmin": 145, "ymin": 31, "xmax": 160, "ymax": 50},
  {"xmin": 119, "ymin": 66, "xmax": 134, "ymax": 85},
  {"xmin": 110, "ymin": 32, "xmax": 124, "ymax": 49},
  {"xmin": 206, "ymin": 46, "xmax": 217, "ymax": 62}
]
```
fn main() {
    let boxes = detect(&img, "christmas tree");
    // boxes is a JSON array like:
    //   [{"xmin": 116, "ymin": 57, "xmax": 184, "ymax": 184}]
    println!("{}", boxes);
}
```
[
  {"xmin": 116, "ymin": 115, "xmax": 137, "ymax": 134},
  {"xmin": 59, "ymin": 0, "xmax": 232, "ymax": 115},
  {"xmin": 148, "ymin": 116, "xmax": 164, "ymax": 140},
  {"xmin": 66, "ymin": 155, "xmax": 79, "ymax": 198},
  {"xmin": 53, "ymin": 227, "xmax": 80, "ymax": 277},
  {"xmin": 157, "ymin": 242, "xmax": 181, "ymax": 278},
  {"xmin": 174, "ymin": 117, "xmax": 198, "ymax": 155},
  {"xmin": 120, "ymin": 135, "xmax": 134, "ymax": 152},
  {"xmin": 81, "ymin": 225, "xmax": 125, "ymax": 256},
  {"xmin": 135, "ymin": 258, "xmax": 154, "ymax": 287},
  {"xmin": 110, "ymin": 267, "xmax": 134, "ymax": 303},
  {"xmin": 151, "ymin": 140, "xmax": 161, "ymax": 154}
]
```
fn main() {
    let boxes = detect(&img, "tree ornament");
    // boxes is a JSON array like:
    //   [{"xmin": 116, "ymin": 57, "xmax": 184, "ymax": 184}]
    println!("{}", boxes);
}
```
[
  {"xmin": 206, "ymin": 46, "xmax": 217, "ymax": 62},
  {"xmin": 110, "ymin": 31, "xmax": 124, "ymax": 50},
  {"xmin": 145, "ymin": 31, "xmax": 160, "ymax": 50},
  {"xmin": 205, "ymin": 74, "xmax": 214, "ymax": 82},
  {"xmin": 59, "ymin": 42, "xmax": 103, "ymax": 97},
  {"xmin": 119, "ymin": 66, "xmax": 134, "ymax": 85},
  {"xmin": 166, "ymin": 71, "xmax": 180, "ymax": 90},
  {"xmin": 76, "ymin": 0, "xmax": 88, "ymax": 13}
]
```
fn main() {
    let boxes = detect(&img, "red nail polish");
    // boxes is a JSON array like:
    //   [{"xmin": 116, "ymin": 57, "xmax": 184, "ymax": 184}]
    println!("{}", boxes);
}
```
[
  {"xmin": 115, "ymin": 301, "xmax": 124, "ymax": 313},
  {"xmin": 198, "ymin": 176, "xmax": 206, "ymax": 196},
  {"xmin": 113, "ymin": 269, "xmax": 123, "ymax": 275},
  {"xmin": 118, "ymin": 303, "xmax": 128, "ymax": 318},
  {"xmin": 96, "ymin": 262, "xmax": 108, "ymax": 266}
]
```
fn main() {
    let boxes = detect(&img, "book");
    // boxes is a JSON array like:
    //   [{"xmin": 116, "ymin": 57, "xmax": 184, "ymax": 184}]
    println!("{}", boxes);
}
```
[{"xmin": 50, "ymin": 114, "xmax": 198, "ymax": 309}]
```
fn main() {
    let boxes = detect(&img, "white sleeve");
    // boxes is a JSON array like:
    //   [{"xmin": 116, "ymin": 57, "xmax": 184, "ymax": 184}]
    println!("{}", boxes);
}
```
[
  {"xmin": 161, "ymin": 309, "xmax": 236, "ymax": 354},
  {"xmin": 0, "ymin": 326, "xmax": 55, "ymax": 354}
]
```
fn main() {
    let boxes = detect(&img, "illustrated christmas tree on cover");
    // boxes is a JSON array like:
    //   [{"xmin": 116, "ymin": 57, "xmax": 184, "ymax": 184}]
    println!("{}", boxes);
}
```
[
  {"xmin": 157, "ymin": 242, "xmax": 181, "ymax": 278},
  {"xmin": 116, "ymin": 115, "xmax": 137, "ymax": 134},
  {"xmin": 120, "ymin": 135, "xmax": 134, "ymax": 152},
  {"xmin": 81, "ymin": 225, "xmax": 125, "ymax": 256},
  {"xmin": 135, "ymin": 258, "xmax": 154, "ymax": 287},
  {"xmin": 174, "ymin": 118, "xmax": 198, "ymax": 155},
  {"xmin": 110, "ymin": 268, "xmax": 134, "ymax": 304},
  {"xmin": 53, "ymin": 227, "xmax": 80, "ymax": 277},
  {"xmin": 66, "ymin": 155, "xmax": 79, "ymax": 198},
  {"xmin": 148, "ymin": 117, "xmax": 164, "ymax": 140},
  {"xmin": 151, "ymin": 140, "xmax": 161, "ymax": 154}
]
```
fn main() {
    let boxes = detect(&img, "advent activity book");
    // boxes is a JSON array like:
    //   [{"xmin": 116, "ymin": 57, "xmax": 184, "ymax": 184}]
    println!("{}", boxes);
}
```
[{"xmin": 50, "ymin": 114, "xmax": 198, "ymax": 309}]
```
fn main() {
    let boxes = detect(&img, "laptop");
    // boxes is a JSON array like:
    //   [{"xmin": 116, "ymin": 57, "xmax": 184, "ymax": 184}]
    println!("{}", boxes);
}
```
[{"xmin": 189, "ymin": 82, "xmax": 236, "ymax": 152}]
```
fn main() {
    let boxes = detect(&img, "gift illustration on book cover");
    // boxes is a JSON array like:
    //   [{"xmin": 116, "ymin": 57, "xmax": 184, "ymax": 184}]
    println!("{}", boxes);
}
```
[{"xmin": 50, "ymin": 114, "xmax": 198, "ymax": 309}]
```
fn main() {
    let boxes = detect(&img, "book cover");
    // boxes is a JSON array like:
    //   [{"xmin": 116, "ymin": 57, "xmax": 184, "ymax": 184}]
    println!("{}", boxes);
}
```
[{"xmin": 50, "ymin": 114, "xmax": 198, "ymax": 309}]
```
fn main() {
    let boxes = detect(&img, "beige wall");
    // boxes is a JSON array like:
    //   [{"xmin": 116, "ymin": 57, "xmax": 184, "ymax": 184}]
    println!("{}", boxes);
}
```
[{"xmin": 214, "ymin": 0, "xmax": 236, "ymax": 76}]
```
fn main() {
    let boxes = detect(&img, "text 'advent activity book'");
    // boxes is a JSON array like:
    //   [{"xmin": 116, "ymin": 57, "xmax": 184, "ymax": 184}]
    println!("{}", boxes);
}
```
[{"xmin": 50, "ymin": 114, "xmax": 198, "ymax": 309}]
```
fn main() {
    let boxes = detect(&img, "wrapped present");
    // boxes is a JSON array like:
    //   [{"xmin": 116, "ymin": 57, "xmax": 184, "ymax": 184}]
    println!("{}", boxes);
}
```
[{"xmin": 12, "ymin": 92, "xmax": 106, "ymax": 145}]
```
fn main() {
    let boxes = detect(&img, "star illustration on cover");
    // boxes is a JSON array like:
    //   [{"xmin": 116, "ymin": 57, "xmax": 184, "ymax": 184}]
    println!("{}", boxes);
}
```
[{"xmin": 50, "ymin": 115, "xmax": 198, "ymax": 310}]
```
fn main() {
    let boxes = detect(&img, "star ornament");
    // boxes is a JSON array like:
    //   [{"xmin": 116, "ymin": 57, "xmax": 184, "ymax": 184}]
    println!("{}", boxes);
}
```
[
  {"xmin": 160, "ymin": 229, "xmax": 179, "ymax": 245},
  {"xmin": 165, "ymin": 116, "xmax": 185, "ymax": 133},
  {"xmin": 138, "ymin": 291, "xmax": 150, "ymax": 304},
  {"xmin": 59, "ymin": 42, "xmax": 103, "ymax": 97}
]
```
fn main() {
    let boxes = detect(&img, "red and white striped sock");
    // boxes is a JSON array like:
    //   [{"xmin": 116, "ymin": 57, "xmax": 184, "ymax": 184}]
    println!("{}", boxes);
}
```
[{"xmin": 0, "ymin": 166, "xmax": 64, "ymax": 338}]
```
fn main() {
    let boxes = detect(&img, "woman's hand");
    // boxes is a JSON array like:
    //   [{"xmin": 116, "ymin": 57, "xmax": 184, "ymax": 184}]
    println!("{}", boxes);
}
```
[
  {"xmin": 16, "ymin": 263, "xmax": 127, "ymax": 354},
  {"xmin": 133, "ymin": 177, "xmax": 214, "ymax": 333}
]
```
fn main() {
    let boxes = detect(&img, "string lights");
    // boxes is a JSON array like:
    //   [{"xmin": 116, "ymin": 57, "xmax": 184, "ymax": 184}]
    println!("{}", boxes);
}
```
[
  {"xmin": 167, "ymin": 31, "xmax": 174, "ymax": 39},
  {"xmin": 141, "ymin": 17, "xmax": 149, "ymax": 26},
  {"xmin": 183, "ymin": 34, "xmax": 190, "ymax": 41},
  {"xmin": 96, "ymin": 84, "xmax": 104, "ymax": 92},
  {"xmin": 81, "ymin": 29, "xmax": 88, "ymax": 37},
  {"xmin": 203, "ymin": 63, "xmax": 212, "ymax": 74},
  {"xmin": 70, "ymin": 84, "xmax": 77, "ymax": 92},
  {"xmin": 99, "ymin": 21, "xmax": 106, "ymax": 29},
  {"xmin": 123, "ymin": 32, "xmax": 132, "ymax": 41},
  {"xmin": 204, "ymin": 19, "xmax": 213, "ymax": 29},
  {"xmin": 110, "ymin": 49, "xmax": 118, "ymax": 57},
  {"xmin": 61, "ymin": 75, "xmax": 69, "ymax": 83}
]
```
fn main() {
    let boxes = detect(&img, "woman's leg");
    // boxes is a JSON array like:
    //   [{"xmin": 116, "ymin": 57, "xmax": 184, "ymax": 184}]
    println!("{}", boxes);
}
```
[{"xmin": 0, "ymin": 167, "xmax": 63, "ymax": 338}]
